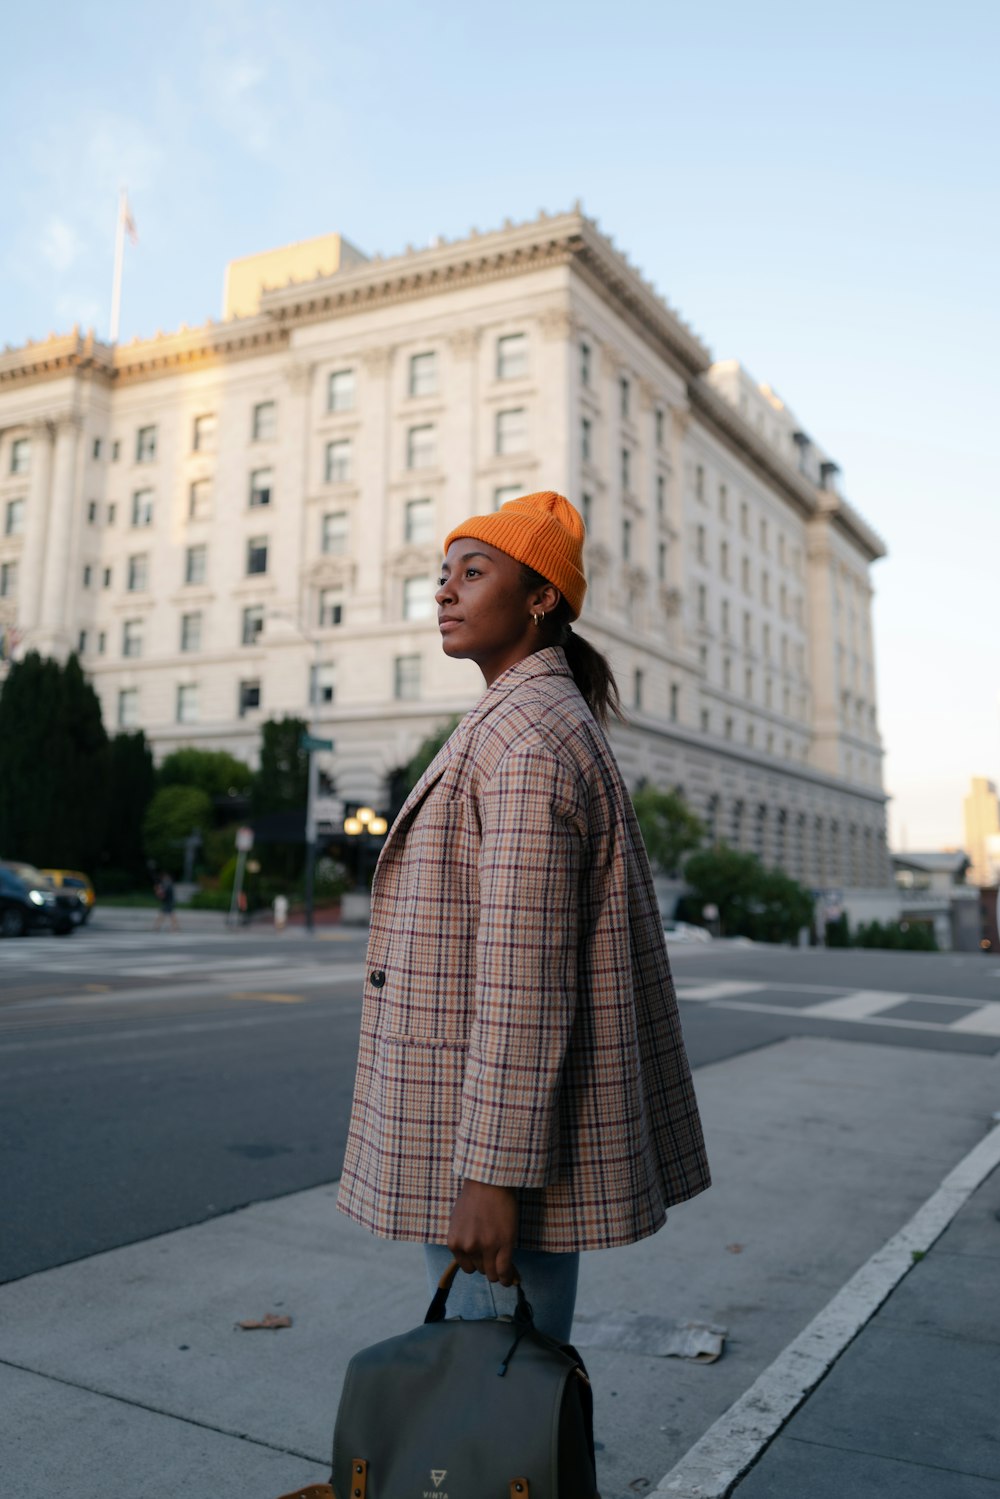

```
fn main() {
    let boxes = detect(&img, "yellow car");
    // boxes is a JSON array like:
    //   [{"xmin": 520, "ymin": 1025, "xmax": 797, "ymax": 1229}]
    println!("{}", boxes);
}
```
[{"xmin": 41, "ymin": 869, "xmax": 96, "ymax": 925}]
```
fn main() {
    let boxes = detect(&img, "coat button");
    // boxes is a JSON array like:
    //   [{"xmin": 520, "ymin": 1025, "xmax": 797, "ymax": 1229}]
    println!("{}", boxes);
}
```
[{"xmin": 369, "ymin": 969, "xmax": 386, "ymax": 987}]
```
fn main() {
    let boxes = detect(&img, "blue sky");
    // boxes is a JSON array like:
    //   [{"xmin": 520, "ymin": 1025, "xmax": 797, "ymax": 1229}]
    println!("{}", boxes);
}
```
[{"xmin": 3, "ymin": 0, "xmax": 997, "ymax": 848}]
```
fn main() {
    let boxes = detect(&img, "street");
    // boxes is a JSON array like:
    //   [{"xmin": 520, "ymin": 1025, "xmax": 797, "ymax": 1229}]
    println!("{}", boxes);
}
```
[{"xmin": 2, "ymin": 916, "xmax": 999, "ymax": 1284}]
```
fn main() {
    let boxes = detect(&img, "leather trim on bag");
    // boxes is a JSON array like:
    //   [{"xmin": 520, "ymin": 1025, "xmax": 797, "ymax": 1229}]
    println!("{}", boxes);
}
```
[
  {"xmin": 350, "ymin": 1458, "xmax": 368, "ymax": 1499},
  {"xmin": 509, "ymin": 1480, "xmax": 529, "ymax": 1498}
]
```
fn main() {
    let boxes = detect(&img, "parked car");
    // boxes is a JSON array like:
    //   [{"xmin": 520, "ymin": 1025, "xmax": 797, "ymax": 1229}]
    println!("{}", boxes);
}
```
[
  {"xmin": 663, "ymin": 919, "xmax": 713, "ymax": 945},
  {"xmin": 0, "ymin": 862, "xmax": 76, "ymax": 937},
  {"xmin": 40, "ymin": 868, "xmax": 96, "ymax": 925}
]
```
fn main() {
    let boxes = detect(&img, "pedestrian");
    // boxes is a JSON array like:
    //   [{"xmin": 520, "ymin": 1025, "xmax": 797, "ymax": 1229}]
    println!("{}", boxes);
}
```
[
  {"xmin": 152, "ymin": 870, "xmax": 179, "ymax": 933},
  {"xmin": 338, "ymin": 491, "xmax": 710, "ymax": 1344}
]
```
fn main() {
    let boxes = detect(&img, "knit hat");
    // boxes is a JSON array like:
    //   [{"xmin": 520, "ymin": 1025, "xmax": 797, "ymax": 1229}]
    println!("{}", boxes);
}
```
[{"xmin": 443, "ymin": 490, "xmax": 587, "ymax": 619}]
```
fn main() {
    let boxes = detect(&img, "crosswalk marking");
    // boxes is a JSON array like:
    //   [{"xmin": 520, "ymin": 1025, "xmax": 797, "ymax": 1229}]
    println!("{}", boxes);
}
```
[
  {"xmin": 949, "ymin": 1005, "xmax": 1000, "ymax": 1037},
  {"xmin": 800, "ymin": 990, "xmax": 910, "ymax": 1021},
  {"xmin": 675, "ymin": 981, "xmax": 767, "ymax": 1001}
]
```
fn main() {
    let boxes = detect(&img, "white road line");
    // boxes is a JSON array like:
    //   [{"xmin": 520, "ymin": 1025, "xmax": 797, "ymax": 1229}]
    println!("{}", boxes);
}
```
[
  {"xmin": 799, "ymin": 989, "xmax": 910, "ymax": 1021},
  {"xmin": 674, "ymin": 982, "xmax": 767, "ymax": 1001},
  {"xmin": 655, "ymin": 1121, "xmax": 1000, "ymax": 1498},
  {"xmin": 949, "ymin": 1004, "xmax": 1000, "ymax": 1037}
]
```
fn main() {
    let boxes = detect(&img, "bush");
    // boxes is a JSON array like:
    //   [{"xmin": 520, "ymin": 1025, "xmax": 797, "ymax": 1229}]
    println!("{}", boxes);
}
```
[
  {"xmin": 854, "ymin": 919, "xmax": 937, "ymax": 951},
  {"xmin": 682, "ymin": 843, "xmax": 813, "ymax": 944},
  {"xmin": 631, "ymin": 785, "xmax": 704, "ymax": 876},
  {"xmin": 142, "ymin": 785, "xmax": 213, "ymax": 876}
]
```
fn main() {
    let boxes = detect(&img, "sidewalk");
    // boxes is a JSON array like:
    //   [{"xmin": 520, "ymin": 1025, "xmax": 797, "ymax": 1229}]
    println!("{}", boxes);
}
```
[{"xmin": 2, "ymin": 1035, "xmax": 998, "ymax": 1499}]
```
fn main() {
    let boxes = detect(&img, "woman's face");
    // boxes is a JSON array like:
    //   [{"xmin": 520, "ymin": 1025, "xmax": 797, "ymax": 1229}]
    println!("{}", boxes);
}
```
[{"xmin": 436, "ymin": 538, "xmax": 558, "ymax": 686}]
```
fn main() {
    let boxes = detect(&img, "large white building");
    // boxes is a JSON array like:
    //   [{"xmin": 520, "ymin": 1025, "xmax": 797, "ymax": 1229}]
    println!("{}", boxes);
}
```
[{"xmin": 0, "ymin": 208, "xmax": 891, "ymax": 892}]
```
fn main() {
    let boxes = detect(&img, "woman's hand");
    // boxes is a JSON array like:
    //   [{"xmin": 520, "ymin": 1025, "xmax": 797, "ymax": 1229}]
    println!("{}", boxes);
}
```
[{"xmin": 447, "ymin": 1179, "xmax": 519, "ymax": 1285}]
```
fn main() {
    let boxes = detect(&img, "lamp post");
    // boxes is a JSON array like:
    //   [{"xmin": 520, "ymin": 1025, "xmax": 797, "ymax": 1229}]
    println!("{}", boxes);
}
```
[
  {"xmin": 266, "ymin": 610, "xmax": 327, "ymax": 935},
  {"xmin": 344, "ymin": 806, "xmax": 388, "ymax": 898}
]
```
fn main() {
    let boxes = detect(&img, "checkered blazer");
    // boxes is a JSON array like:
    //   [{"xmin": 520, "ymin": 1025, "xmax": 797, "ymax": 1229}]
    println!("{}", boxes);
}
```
[{"xmin": 337, "ymin": 647, "xmax": 710, "ymax": 1252}]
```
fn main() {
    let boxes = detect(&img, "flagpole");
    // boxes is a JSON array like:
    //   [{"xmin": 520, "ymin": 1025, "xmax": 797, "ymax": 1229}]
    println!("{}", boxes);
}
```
[{"xmin": 109, "ymin": 187, "xmax": 127, "ymax": 344}]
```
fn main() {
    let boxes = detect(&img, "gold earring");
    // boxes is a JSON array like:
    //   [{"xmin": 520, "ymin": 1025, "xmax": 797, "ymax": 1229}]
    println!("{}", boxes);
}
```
[{"xmin": 533, "ymin": 611, "xmax": 544, "ymax": 627}]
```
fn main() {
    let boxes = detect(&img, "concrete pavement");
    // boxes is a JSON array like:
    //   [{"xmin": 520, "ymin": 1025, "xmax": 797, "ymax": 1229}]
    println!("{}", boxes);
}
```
[{"xmin": 2, "ymin": 1032, "xmax": 999, "ymax": 1498}]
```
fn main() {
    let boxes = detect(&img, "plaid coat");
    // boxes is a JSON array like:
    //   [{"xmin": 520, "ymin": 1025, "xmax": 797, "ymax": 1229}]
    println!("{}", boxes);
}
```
[{"xmin": 337, "ymin": 648, "xmax": 710, "ymax": 1251}]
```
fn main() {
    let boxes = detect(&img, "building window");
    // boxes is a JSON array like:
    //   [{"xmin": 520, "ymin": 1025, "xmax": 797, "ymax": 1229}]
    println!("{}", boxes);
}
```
[
  {"xmin": 238, "ymin": 679, "xmax": 262, "ymax": 716},
  {"xmin": 107, "ymin": 502, "xmax": 117, "ymax": 524},
  {"xmin": 719, "ymin": 483, "xmax": 728, "ymax": 519},
  {"xmin": 189, "ymin": 478, "xmax": 212, "ymax": 521},
  {"xmin": 193, "ymin": 413, "xmax": 216, "ymax": 452},
  {"xmin": 328, "ymin": 368, "xmax": 356, "ymax": 412},
  {"xmin": 743, "ymin": 611, "xmax": 752, "ymax": 647},
  {"xmin": 581, "ymin": 417, "xmax": 592, "ymax": 463},
  {"xmin": 655, "ymin": 408, "xmax": 665, "ymax": 448},
  {"xmin": 403, "ymin": 575, "xmax": 434, "ymax": 621},
  {"xmin": 620, "ymin": 376, "xmax": 630, "ymax": 420},
  {"xmin": 696, "ymin": 524, "xmax": 706, "ymax": 562},
  {"xmin": 249, "ymin": 468, "xmax": 273, "ymax": 507},
  {"xmin": 252, "ymin": 401, "xmax": 277, "ymax": 442},
  {"xmin": 102, "ymin": 566, "xmax": 112, "ymax": 588},
  {"xmin": 82, "ymin": 564, "xmax": 92, "ymax": 588},
  {"xmin": 310, "ymin": 662, "xmax": 336, "ymax": 705},
  {"xmin": 97, "ymin": 631, "xmax": 106, "ymax": 654},
  {"xmin": 322, "ymin": 510, "xmax": 349, "ymax": 554},
  {"xmin": 185, "ymin": 544, "xmax": 207, "ymax": 585},
  {"xmin": 176, "ymin": 684, "xmax": 199, "ymax": 724},
  {"xmin": 0, "ymin": 560, "xmax": 17, "ymax": 597},
  {"xmin": 111, "ymin": 440, "xmax": 120, "ymax": 462},
  {"xmin": 745, "ymin": 667, "xmax": 753, "ymax": 699},
  {"xmin": 762, "ymin": 571, "xmax": 771, "ymax": 606},
  {"xmin": 700, "ymin": 708, "xmax": 710, "ymax": 732},
  {"xmin": 135, "ymin": 426, "xmax": 157, "ymax": 463},
  {"xmin": 10, "ymin": 438, "xmax": 31, "ymax": 474},
  {"xmin": 622, "ymin": 518, "xmax": 632, "ymax": 561},
  {"xmin": 695, "ymin": 464, "xmax": 704, "ymax": 500},
  {"xmin": 246, "ymin": 536, "xmax": 268, "ymax": 575},
  {"xmin": 78, "ymin": 629, "xmax": 87, "ymax": 654},
  {"xmin": 760, "ymin": 518, "xmax": 769, "ymax": 551},
  {"xmin": 721, "ymin": 599, "xmax": 730, "ymax": 635},
  {"xmin": 5, "ymin": 498, "xmax": 24, "ymax": 535},
  {"xmin": 493, "ymin": 484, "xmax": 522, "ymax": 511},
  {"xmin": 581, "ymin": 492, "xmax": 593, "ymax": 531},
  {"xmin": 409, "ymin": 351, "xmax": 438, "ymax": 398},
  {"xmin": 394, "ymin": 654, "xmax": 421, "ymax": 700},
  {"xmin": 496, "ymin": 408, "xmax": 528, "ymax": 456},
  {"xmin": 127, "ymin": 554, "xmax": 148, "ymax": 592},
  {"xmin": 580, "ymin": 341, "xmax": 591, "ymax": 387},
  {"xmin": 407, "ymin": 424, "xmax": 436, "ymax": 470},
  {"xmin": 658, "ymin": 541, "xmax": 666, "ymax": 581},
  {"xmin": 325, "ymin": 438, "xmax": 353, "ymax": 483},
  {"xmin": 87, "ymin": 500, "xmax": 97, "ymax": 524},
  {"xmin": 405, "ymin": 497, "xmax": 434, "ymax": 544},
  {"xmin": 725, "ymin": 716, "xmax": 734, "ymax": 741},
  {"xmin": 720, "ymin": 540, "xmax": 729, "ymax": 577},
  {"xmin": 241, "ymin": 605, "xmax": 264, "ymax": 646},
  {"xmin": 318, "ymin": 588, "xmax": 344, "ymax": 628},
  {"xmin": 697, "ymin": 583, "xmax": 707, "ymax": 622},
  {"xmin": 723, "ymin": 657, "xmax": 732, "ymax": 690},
  {"xmin": 741, "ymin": 556, "xmax": 751, "ymax": 593},
  {"xmin": 180, "ymin": 612, "xmax": 202, "ymax": 653},
  {"xmin": 92, "ymin": 438, "xmax": 102, "ymax": 460},
  {"xmin": 118, "ymin": 688, "xmax": 139, "ymax": 728},
  {"xmin": 496, "ymin": 333, "xmax": 528, "ymax": 380},
  {"xmin": 740, "ymin": 501, "xmax": 749, "ymax": 536},
  {"xmin": 670, "ymin": 683, "xmax": 680, "ymax": 721},
  {"xmin": 633, "ymin": 667, "xmax": 643, "ymax": 709},
  {"xmin": 131, "ymin": 489, "xmax": 154, "ymax": 527},
  {"xmin": 656, "ymin": 473, "xmax": 665, "ymax": 519},
  {"xmin": 122, "ymin": 619, "xmax": 143, "ymax": 658}
]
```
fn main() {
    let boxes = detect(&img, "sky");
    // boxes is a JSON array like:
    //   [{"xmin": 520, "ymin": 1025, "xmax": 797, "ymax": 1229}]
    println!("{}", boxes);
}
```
[{"xmin": 3, "ymin": 0, "xmax": 997, "ymax": 850}]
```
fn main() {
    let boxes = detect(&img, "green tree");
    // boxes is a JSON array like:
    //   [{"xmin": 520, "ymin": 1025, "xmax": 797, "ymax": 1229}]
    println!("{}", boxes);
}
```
[
  {"xmin": 400, "ymin": 716, "xmax": 462, "ymax": 793},
  {"xmin": 102, "ymin": 731, "xmax": 156, "ymax": 884},
  {"xmin": 0, "ymin": 651, "xmax": 109, "ymax": 868},
  {"xmin": 142, "ymin": 785, "xmax": 213, "ymax": 876},
  {"xmin": 158, "ymin": 747, "xmax": 253, "ymax": 799},
  {"xmin": 682, "ymin": 843, "xmax": 813, "ymax": 944},
  {"xmin": 631, "ymin": 784, "xmax": 705, "ymax": 876},
  {"xmin": 252, "ymin": 716, "xmax": 309, "ymax": 813}
]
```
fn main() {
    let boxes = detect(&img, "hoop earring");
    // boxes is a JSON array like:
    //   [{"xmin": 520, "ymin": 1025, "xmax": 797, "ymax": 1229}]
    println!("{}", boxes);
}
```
[{"xmin": 532, "ymin": 611, "xmax": 545, "ymax": 628}]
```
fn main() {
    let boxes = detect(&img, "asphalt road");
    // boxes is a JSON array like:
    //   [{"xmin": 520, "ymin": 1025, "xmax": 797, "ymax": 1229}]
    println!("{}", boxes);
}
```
[{"xmin": 2, "ymin": 916, "xmax": 999, "ymax": 1284}]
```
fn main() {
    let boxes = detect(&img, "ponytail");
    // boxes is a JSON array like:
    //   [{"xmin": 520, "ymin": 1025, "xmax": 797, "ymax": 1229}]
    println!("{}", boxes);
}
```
[{"xmin": 520, "ymin": 564, "xmax": 625, "ymax": 729}]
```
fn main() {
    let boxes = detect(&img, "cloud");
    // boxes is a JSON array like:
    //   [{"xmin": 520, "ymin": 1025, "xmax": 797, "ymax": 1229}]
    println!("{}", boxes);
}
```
[{"xmin": 40, "ymin": 216, "xmax": 83, "ymax": 273}]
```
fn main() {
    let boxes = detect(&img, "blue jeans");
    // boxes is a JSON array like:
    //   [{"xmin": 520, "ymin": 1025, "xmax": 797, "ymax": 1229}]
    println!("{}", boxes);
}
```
[{"xmin": 424, "ymin": 1244, "xmax": 580, "ymax": 1344}]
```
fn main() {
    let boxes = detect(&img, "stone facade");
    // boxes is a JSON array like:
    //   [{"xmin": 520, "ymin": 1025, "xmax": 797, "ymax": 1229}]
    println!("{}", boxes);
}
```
[{"xmin": 0, "ymin": 208, "xmax": 891, "ymax": 890}]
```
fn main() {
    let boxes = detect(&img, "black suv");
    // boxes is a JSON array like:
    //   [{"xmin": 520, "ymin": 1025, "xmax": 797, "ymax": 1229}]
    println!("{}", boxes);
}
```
[{"xmin": 0, "ymin": 862, "xmax": 76, "ymax": 937}]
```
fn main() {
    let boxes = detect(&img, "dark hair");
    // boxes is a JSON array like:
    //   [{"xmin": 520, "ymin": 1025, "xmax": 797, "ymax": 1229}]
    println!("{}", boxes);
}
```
[{"xmin": 519, "ymin": 564, "xmax": 624, "ymax": 728}]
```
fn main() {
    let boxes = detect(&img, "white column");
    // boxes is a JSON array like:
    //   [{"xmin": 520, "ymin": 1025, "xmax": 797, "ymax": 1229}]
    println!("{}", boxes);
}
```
[
  {"xmin": 16, "ymin": 420, "xmax": 56, "ymax": 636},
  {"xmin": 354, "ymin": 344, "xmax": 394, "ymax": 620},
  {"xmin": 36, "ymin": 413, "xmax": 83, "ymax": 654}
]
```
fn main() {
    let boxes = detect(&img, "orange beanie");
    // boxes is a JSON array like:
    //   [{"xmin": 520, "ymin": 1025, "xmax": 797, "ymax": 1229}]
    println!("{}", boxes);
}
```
[{"xmin": 443, "ymin": 490, "xmax": 587, "ymax": 619}]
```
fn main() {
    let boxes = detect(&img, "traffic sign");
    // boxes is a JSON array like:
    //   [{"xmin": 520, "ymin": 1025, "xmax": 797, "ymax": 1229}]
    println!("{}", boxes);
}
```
[{"xmin": 301, "ymin": 733, "xmax": 334, "ymax": 752}]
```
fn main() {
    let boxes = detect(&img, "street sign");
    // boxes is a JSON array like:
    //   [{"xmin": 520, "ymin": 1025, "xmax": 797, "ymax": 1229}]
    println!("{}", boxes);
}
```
[
  {"xmin": 235, "ymin": 826, "xmax": 254, "ymax": 852},
  {"xmin": 313, "ymin": 796, "xmax": 345, "ymax": 826},
  {"xmin": 301, "ymin": 733, "xmax": 334, "ymax": 752}
]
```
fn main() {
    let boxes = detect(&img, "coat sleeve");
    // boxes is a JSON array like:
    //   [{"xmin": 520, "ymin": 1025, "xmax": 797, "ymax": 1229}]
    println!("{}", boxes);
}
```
[{"xmin": 453, "ymin": 742, "xmax": 585, "ymax": 1188}]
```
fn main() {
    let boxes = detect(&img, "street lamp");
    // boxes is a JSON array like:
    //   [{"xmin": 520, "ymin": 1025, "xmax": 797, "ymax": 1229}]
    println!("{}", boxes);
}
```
[
  {"xmin": 266, "ymin": 610, "xmax": 328, "ymax": 934},
  {"xmin": 344, "ymin": 807, "xmax": 389, "ymax": 893}
]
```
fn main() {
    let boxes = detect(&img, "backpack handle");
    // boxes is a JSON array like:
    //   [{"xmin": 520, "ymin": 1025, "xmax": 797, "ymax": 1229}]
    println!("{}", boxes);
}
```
[{"xmin": 424, "ymin": 1257, "xmax": 532, "ymax": 1326}]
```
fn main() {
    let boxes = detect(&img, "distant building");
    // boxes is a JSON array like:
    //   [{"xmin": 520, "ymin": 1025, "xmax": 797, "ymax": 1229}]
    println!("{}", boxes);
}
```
[
  {"xmin": 0, "ymin": 209, "xmax": 891, "ymax": 892},
  {"xmin": 963, "ymin": 777, "xmax": 1000, "ymax": 887},
  {"xmin": 892, "ymin": 850, "xmax": 980, "ymax": 951}
]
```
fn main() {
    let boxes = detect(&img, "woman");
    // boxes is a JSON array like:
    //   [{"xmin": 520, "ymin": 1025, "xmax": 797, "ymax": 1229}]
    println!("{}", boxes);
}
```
[{"xmin": 338, "ymin": 490, "xmax": 710, "ymax": 1341}]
